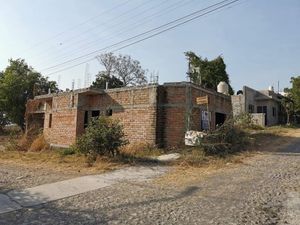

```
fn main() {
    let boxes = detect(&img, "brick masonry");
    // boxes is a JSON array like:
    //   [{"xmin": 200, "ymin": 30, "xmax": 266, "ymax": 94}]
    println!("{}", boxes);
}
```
[{"xmin": 26, "ymin": 82, "xmax": 232, "ymax": 148}]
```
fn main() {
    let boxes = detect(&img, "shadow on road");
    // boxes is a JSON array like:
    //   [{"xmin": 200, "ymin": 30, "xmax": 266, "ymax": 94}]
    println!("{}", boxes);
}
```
[{"xmin": 0, "ymin": 185, "xmax": 200, "ymax": 225}]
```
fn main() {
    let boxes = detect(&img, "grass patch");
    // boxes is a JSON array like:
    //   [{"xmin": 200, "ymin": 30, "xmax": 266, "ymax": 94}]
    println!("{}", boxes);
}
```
[{"xmin": 0, "ymin": 148, "xmax": 122, "ymax": 174}]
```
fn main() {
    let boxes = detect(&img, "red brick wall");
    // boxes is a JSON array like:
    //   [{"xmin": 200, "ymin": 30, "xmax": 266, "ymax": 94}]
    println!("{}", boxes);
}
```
[
  {"xmin": 43, "ymin": 94, "xmax": 78, "ymax": 147},
  {"xmin": 76, "ymin": 86, "xmax": 158, "ymax": 145},
  {"xmin": 28, "ymin": 83, "xmax": 231, "ymax": 148},
  {"xmin": 157, "ymin": 83, "xmax": 232, "ymax": 147}
]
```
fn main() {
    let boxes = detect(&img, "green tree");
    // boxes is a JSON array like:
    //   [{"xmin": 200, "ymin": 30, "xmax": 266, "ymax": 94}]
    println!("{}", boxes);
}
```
[
  {"xmin": 91, "ymin": 72, "xmax": 124, "ymax": 89},
  {"xmin": 289, "ymin": 76, "xmax": 300, "ymax": 113},
  {"xmin": 185, "ymin": 51, "xmax": 234, "ymax": 95},
  {"xmin": 95, "ymin": 53, "xmax": 147, "ymax": 88},
  {"xmin": 0, "ymin": 59, "xmax": 57, "ymax": 129}
]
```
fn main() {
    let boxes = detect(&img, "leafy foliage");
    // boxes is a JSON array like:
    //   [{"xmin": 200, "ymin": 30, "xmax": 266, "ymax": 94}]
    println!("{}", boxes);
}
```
[
  {"xmin": 286, "ymin": 76, "xmax": 300, "ymax": 113},
  {"xmin": 0, "ymin": 59, "xmax": 57, "ymax": 129},
  {"xmin": 73, "ymin": 117, "xmax": 128, "ymax": 157},
  {"xmin": 94, "ymin": 52, "xmax": 147, "ymax": 88},
  {"xmin": 185, "ymin": 51, "xmax": 234, "ymax": 95},
  {"xmin": 91, "ymin": 72, "xmax": 124, "ymax": 89}
]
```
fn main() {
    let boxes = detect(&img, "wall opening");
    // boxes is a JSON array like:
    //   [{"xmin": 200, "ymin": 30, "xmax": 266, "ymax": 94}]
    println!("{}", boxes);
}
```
[
  {"xmin": 92, "ymin": 110, "xmax": 100, "ymax": 118},
  {"xmin": 106, "ymin": 109, "xmax": 113, "ymax": 116},
  {"xmin": 49, "ymin": 114, "xmax": 52, "ymax": 128},
  {"xmin": 215, "ymin": 112, "xmax": 226, "ymax": 127},
  {"xmin": 257, "ymin": 106, "xmax": 267, "ymax": 125},
  {"xmin": 27, "ymin": 113, "xmax": 45, "ymax": 132},
  {"xmin": 84, "ymin": 111, "xmax": 89, "ymax": 128}
]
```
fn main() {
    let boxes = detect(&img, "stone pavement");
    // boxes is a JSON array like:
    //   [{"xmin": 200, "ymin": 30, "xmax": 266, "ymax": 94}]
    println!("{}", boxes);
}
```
[{"xmin": 0, "ymin": 166, "xmax": 168, "ymax": 214}]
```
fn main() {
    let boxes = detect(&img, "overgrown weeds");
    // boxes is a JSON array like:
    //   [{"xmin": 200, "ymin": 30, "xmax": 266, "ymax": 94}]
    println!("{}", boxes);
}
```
[
  {"xmin": 200, "ymin": 117, "xmax": 251, "ymax": 155},
  {"xmin": 29, "ymin": 134, "xmax": 49, "ymax": 152},
  {"xmin": 177, "ymin": 114, "xmax": 261, "ymax": 167}
]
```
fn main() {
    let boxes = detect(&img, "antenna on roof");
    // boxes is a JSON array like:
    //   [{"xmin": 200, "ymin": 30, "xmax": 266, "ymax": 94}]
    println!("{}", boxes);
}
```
[
  {"xmin": 84, "ymin": 63, "xmax": 91, "ymax": 88},
  {"xmin": 77, "ymin": 78, "xmax": 82, "ymax": 89},
  {"xmin": 71, "ymin": 79, "xmax": 75, "ymax": 91},
  {"xmin": 149, "ymin": 71, "xmax": 159, "ymax": 84}
]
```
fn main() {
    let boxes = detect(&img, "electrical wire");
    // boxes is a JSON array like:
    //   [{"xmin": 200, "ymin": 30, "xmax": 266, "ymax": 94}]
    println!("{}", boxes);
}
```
[
  {"xmin": 35, "ymin": 0, "xmax": 196, "ymax": 66},
  {"xmin": 43, "ymin": 0, "xmax": 241, "ymax": 75},
  {"xmin": 23, "ymin": 0, "xmax": 132, "ymax": 52},
  {"xmin": 28, "ymin": 0, "xmax": 156, "ymax": 59}
]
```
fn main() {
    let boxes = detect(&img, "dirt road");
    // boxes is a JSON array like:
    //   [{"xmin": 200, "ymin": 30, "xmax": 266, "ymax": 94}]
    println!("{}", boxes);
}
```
[{"xmin": 0, "ymin": 129, "xmax": 299, "ymax": 225}]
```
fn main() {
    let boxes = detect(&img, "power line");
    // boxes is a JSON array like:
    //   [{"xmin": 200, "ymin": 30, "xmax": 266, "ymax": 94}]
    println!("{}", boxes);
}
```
[
  {"xmin": 23, "ymin": 0, "xmax": 131, "ymax": 52},
  {"xmin": 28, "ymin": 0, "xmax": 156, "ymax": 59},
  {"xmin": 35, "ymin": 0, "xmax": 195, "ymax": 67},
  {"xmin": 44, "ymin": 0, "xmax": 241, "ymax": 75},
  {"xmin": 42, "ymin": 0, "xmax": 236, "ymax": 72}
]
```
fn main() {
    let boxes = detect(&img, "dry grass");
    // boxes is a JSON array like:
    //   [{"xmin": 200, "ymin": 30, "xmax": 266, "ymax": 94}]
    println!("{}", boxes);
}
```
[
  {"xmin": 0, "ymin": 149, "xmax": 123, "ymax": 174},
  {"xmin": 29, "ymin": 135, "xmax": 49, "ymax": 152},
  {"xmin": 156, "ymin": 150, "xmax": 257, "ymax": 186},
  {"xmin": 1, "ymin": 126, "xmax": 299, "ymax": 180},
  {"xmin": 157, "ymin": 126, "xmax": 300, "ymax": 186},
  {"xmin": 119, "ymin": 142, "xmax": 163, "ymax": 158}
]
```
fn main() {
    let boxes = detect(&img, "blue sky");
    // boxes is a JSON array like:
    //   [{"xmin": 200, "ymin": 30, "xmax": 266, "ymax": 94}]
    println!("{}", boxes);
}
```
[{"xmin": 0, "ymin": 0, "xmax": 299, "ymax": 92}]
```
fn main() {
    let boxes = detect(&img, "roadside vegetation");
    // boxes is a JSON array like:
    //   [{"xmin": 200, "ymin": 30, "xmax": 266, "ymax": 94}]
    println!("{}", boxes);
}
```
[{"xmin": 0, "ymin": 114, "xmax": 299, "ymax": 175}]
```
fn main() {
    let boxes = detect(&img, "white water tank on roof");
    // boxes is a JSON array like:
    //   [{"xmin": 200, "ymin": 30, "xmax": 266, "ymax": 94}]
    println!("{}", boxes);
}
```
[
  {"xmin": 268, "ymin": 86, "xmax": 274, "ymax": 92},
  {"xmin": 217, "ymin": 81, "xmax": 229, "ymax": 95}
]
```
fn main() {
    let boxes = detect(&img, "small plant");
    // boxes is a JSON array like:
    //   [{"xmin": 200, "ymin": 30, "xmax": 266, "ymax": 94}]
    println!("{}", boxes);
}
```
[
  {"xmin": 59, "ymin": 148, "xmax": 76, "ymax": 156},
  {"xmin": 73, "ymin": 116, "xmax": 128, "ymax": 159}
]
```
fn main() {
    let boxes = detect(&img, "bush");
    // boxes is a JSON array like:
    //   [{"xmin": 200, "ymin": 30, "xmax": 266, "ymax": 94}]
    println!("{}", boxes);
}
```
[
  {"xmin": 58, "ymin": 148, "xmax": 76, "ymax": 156},
  {"xmin": 234, "ymin": 113, "xmax": 264, "ymax": 130},
  {"xmin": 200, "ymin": 118, "xmax": 250, "ymax": 155},
  {"xmin": 73, "ymin": 116, "xmax": 128, "ymax": 157}
]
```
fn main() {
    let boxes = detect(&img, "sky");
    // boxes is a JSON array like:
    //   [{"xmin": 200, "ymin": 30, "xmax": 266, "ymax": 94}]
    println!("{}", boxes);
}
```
[{"xmin": 0, "ymin": 0, "xmax": 299, "ymax": 92}]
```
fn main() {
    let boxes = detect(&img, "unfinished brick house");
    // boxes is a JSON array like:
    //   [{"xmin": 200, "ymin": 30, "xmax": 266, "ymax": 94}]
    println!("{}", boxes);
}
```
[{"xmin": 25, "ymin": 82, "xmax": 232, "ymax": 148}]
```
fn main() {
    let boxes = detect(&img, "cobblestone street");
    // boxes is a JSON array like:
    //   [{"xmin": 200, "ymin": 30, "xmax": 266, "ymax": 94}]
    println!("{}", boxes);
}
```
[{"xmin": 0, "ymin": 131, "xmax": 300, "ymax": 225}]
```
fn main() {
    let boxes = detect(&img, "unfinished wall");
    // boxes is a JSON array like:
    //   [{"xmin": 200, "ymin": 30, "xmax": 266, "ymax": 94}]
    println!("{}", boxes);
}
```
[
  {"xmin": 76, "ymin": 86, "xmax": 158, "ymax": 146},
  {"xmin": 158, "ymin": 83, "xmax": 232, "ymax": 147},
  {"xmin": 43, "ymin": 93, "xmax": 78, "ymax": 147},
  {"xmin": 251, "ymin": 113, "xmax": 265, "ymax": 126},
  {"xmin": 27, "ymin": 83, "xmax": 232, "ymax": 148},
  {"xmin": 231, "ymin": 95, "xmax": 244, "ymax": 116}
]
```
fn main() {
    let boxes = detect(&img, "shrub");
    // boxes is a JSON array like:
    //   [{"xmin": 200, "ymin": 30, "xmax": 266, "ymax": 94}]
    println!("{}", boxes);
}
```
[
  {"xmin": 200, "ymin": 117, "xmax": 250, "ymax": 155},
  {"xmin": 73, "ymin": 116, "xmax": 128, "ymax": 157},
  {"xmin": 57, "ymin": 148, "xmax": 76, "ymax": 156},
  {"xmin": 234, "ymin": 113, "xmax": 264, "ymax": 130}
]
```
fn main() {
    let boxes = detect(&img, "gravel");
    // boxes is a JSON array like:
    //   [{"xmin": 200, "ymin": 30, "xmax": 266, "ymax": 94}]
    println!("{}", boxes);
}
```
[
  {"xmin": 0, "ymin": 164, "xmax": 81, "ymax": 193},
  {"xmin": 0, "ymin": 140, "xmax": 299, "ymax": 224}
]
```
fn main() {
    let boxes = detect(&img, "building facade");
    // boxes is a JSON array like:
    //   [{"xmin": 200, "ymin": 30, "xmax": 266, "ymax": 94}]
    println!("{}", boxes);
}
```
[
  {"xmin": 231, "ymin": 86, "xmax": 285, "ymax": 126},
  {"xmin": 26, "ymin": 82, "xmax": 232, "ymax": 148}
]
